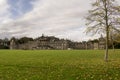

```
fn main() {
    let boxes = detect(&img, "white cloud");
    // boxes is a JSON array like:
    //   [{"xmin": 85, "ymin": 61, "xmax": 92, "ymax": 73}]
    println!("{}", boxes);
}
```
[
  {"xmin": 1, "ymin": 0, "xmax": 120, "ymax": 41},
  {"xmin": 0, "ymin": 0, "xmax": 12, "ymax": 24},
  {"xmin": 0, "ymin": 0, "xmax": 14, "ymax": 38},
  {"xmin": 16, "ymin": 0, "xmax": 93, "ymax": 41}
]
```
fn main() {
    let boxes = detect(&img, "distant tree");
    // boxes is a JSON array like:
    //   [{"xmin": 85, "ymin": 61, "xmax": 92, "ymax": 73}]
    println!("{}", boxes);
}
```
[
  {"xmin": 112, "ymin": 33, "xmax": 120, "ymax": 49},
  {"xmin": 86, "ymin": 0, "xmax": 120, "ymax": 61},
  {"xmin": 0, "ymin": 38, "xmax": 9, "ymax": 49},
  {"xmin": 114, "ymin": 33, "xmax": 120, "ymax": 42},
  {"xmin": 18, "ymin": 37, "xmax": 33, "ymax": 44},
  {"xmin": 10, "ymin": 37, "xmax": 17, "ymax": 44},
  {"xmin": 10, "ymin": 37, "xmax": 16, "ymax": 41}
]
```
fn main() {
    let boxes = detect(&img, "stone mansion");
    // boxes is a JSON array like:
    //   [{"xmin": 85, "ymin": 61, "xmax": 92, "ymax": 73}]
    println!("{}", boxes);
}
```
[{"xmin": 10, "ymin": 34, "xmax": 105, "ymax": 50}]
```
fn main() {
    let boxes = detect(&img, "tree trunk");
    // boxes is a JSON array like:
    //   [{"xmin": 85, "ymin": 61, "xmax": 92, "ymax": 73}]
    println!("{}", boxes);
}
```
[
  {"xmin": 111, "ymin": 35, "xmax": 115, "ymax": 51},
  {"xmin": 104, "ymin": 30, "xmax": 109, "ymax": 62},
  {"xmin": 104, "ymin": 0, "xmax": 109, "ymax": 62}
]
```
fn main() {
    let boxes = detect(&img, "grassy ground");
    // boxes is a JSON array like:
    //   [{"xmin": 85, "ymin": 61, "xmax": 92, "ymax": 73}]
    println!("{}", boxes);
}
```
[{"xmin": 0, "ymin": 50, "xmax": 120, "ymax": 80}]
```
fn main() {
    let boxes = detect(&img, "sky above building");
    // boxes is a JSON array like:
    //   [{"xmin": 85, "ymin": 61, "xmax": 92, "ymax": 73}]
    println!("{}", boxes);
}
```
[{"xmin": 0, "ymin": 0, "xmax": 120, "ymax": 41}]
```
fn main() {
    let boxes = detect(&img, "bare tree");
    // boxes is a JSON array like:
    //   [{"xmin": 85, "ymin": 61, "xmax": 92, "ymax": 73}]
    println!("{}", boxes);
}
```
[{"xmin": 86, "ymin": 0, "xmax": 120, "ymax": 61}]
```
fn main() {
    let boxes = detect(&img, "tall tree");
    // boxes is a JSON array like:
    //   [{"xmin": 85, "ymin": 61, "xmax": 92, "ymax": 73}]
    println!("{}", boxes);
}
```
[
  {"xmin": 86, "ymin": 0, "xmax": 120, "ymax": 61},
  {"xmin": 18, "ymin": 37, "xmax": 33, "ymax": 44}
]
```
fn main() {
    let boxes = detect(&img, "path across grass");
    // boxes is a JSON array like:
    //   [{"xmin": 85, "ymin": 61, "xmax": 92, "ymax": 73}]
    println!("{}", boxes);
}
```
[{"xmin": 0, "ymin": 50, "xmax": 120, "ymax": 80}]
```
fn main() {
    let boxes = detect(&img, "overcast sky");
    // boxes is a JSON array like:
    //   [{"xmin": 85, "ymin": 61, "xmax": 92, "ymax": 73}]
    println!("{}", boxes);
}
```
[{"xmin": 0, "ymin": 0, "xmax": 120, "ymax": 41}]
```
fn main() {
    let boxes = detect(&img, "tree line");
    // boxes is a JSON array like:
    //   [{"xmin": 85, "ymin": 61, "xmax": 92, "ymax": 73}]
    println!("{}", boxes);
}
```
[
  {"xmin": 0, "ymin": 36, "xmax": 120, "ymax": 49},
  {"xmin": 0, "ymin": 37, "xmax": 33, "ymax": 49}
]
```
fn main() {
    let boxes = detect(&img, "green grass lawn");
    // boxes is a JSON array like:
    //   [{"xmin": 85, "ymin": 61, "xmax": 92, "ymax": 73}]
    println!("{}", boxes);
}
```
[{"xmin": 0, "ymin": 50, "xmax": 120, "ymax": 80}]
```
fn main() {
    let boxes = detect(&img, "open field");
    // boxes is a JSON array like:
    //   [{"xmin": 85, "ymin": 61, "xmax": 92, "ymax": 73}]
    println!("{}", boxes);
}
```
[{"xmin": 0, "ymin": 50, "xmax": 120, "ymax": 80}]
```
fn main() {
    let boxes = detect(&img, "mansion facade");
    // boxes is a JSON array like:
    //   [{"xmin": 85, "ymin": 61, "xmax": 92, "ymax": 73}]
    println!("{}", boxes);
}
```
[{"xmin": 10, "ymin": 34, "xmax": 105, "ymax": 50}]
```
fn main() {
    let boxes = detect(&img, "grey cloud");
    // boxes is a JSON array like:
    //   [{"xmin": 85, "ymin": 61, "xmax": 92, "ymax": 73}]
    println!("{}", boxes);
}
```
[{"xmin": 1, "ymin": 0, "xmax": 120, "ymax": 41}]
